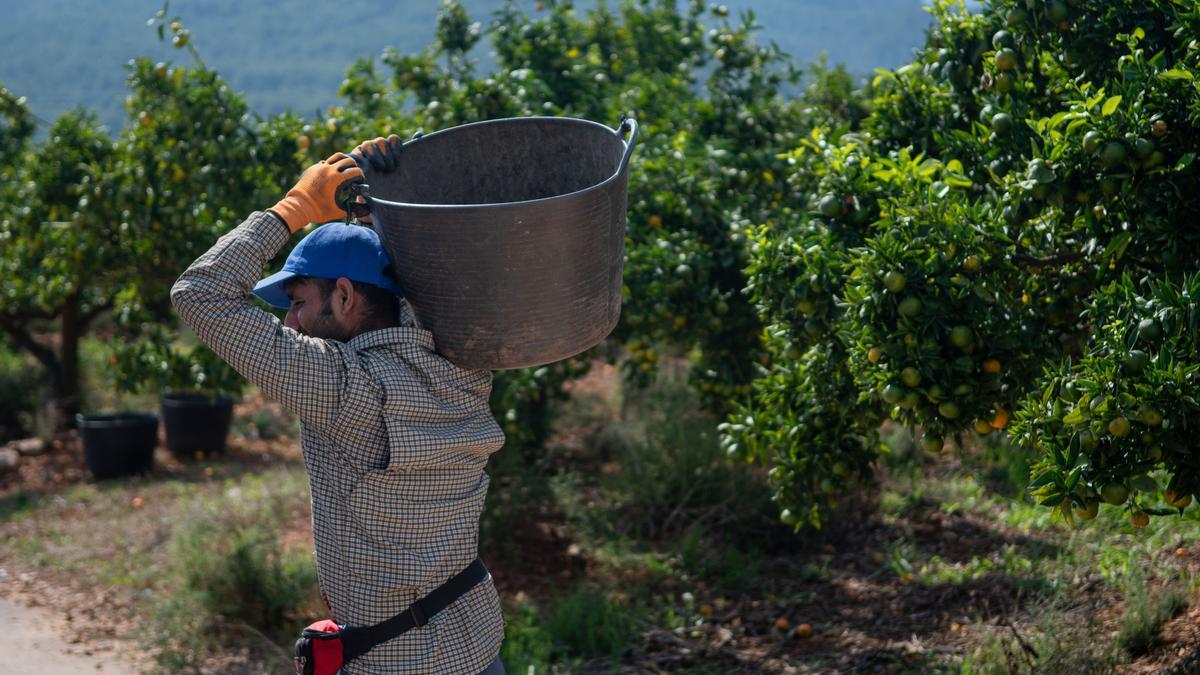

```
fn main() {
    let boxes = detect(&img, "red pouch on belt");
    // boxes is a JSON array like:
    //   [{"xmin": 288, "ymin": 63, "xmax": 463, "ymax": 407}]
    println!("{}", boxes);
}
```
[{"xmin": 294, "ymin": 620, "xmax": 345, "ymax": 675}]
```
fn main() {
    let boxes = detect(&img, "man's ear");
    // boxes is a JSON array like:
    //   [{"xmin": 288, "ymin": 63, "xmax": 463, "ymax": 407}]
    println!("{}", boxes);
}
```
[{"xmin": 333, "ymin": 277, "xmax": 356, "ymax": 316}]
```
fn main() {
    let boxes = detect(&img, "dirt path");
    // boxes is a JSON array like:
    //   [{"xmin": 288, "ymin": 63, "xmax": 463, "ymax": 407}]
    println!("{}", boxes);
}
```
[{"xmin": 0, "ymin": 595, "xmax": 138, "ymax": 674}]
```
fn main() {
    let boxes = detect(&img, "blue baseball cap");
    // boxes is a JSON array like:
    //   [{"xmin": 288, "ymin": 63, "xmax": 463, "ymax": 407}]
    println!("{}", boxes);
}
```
[{"xmin": 253, "ymin": 222, "xmax": 401, "ymax": 309}]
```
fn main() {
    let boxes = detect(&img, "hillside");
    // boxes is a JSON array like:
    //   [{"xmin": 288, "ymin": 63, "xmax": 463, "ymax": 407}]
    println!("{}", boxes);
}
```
[{"xmin": 0, "ymin": 0, "xmax": 932, "ymax": 132}]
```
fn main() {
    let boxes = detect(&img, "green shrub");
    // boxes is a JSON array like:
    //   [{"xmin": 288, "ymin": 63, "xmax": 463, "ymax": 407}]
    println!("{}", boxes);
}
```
[
  {"xmin": 727, "ymin": 0, "xmax": 1200, "ymax": 530},
  {"xmin": 959, "ymin": 602, "xmax": 1118, "ymax": 674},
  {"xmin": 546, "ymin": 583, "xmax": 635, "ymax": 661},
  {"xmin": 500, "ymin": 602, "xmax": 554, "ymax": 674},
  {"xmin": 1115, "ymin": 571, "xmax": 1189, "ymax": 657},
  {"xmin": 676, "ymin": 523, "xmax": 763, "ymax": 591},
  {"xmin": 607, "ymin": 369, "xmax": 777, "ymax": 542},
  {"xmin": 147, "ymin": 472, "xmax": 316, "ymax": 671},
  {"xmin": 0, "ymin": 342, "xmax": 39, "ymax": 441},
  {"xmin": 172, "ymin": 521, "xmax": 317, "ymax": 634}
]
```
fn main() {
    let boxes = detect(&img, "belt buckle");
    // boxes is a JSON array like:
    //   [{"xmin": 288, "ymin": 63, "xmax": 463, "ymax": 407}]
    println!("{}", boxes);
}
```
[{"xmin": 409, "ymin": 602, "xmax": 427, "ymax": 628}]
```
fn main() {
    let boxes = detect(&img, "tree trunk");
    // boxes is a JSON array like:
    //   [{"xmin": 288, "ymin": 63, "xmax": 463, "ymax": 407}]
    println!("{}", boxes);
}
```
[
  {"xmin": 50, "ymin": 294, "xmax": 83, "ymax": 431},
  {"xmin": 1, "ymin": 295, "xmax": 108, "ymax": 435}
]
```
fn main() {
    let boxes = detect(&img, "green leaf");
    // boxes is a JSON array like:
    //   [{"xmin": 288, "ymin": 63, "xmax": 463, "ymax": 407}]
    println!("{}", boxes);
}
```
[
  {"xmin": 1063, "ymin": 406, "xmax": 1088, "ymax": 426},
  {"xmin": 1160, "ymin": 68, "xmax": 1195, "ymax": 81},
  {"xmin": 1130, "ymin": 475, "xmax": 1160, "ymax": 493},
  {"xmin": 1101, "ymin": 95, "xmax": 1123, "ymax": 116},
  {"xmin": 972, "ymin": 283, "xmax": 996, "ymax": 303},
  {"xmin": 1066, "ymin": 118, "xmax": 1088, "ymax": 135},
  {"xmin": 1176, "ymin": 153, "xmax": 1196, "ymax": 170},
  {"xmin": 1104, "ymin": 232, "xmax": 1133, "ymax": 261},
  {"xmin": 1029, "ymin": 472, "xmax": 1059, "ymax": 490},
  {"xmin": 1039, "ymin": 493, "xmax": 1064, "ymax": 507}
]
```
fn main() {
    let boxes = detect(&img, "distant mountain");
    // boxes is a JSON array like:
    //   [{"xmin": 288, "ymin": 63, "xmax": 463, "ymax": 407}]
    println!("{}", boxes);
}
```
[{"xmin": 0, "ymin": 0, "xmax": 933, "ymax": 133}]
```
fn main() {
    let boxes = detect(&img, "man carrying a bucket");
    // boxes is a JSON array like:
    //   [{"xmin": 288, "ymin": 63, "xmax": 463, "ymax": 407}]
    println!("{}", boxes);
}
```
[{"xmin": 171, "ymin": 137, "xmax": 507, "ymax": 674}]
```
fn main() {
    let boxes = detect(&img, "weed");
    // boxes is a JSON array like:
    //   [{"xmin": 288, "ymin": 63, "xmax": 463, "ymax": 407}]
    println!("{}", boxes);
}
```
[
  {"xmin": 501, "ymin": 601, "xmax": 555, "ymax": 674},
  {"xmin": 546, "ymin": 583, "xmax": 636, "ymax": 661},
  {"xmin": 1115, "ymin": 571, "xmax": 1189, "ymax": 656},
  {"xmin": 602, "ymin": 371, "xmax": 777, "ymax": 543},
  {"xmin": 0, "ymin": 491, "xmax": 38, "ymax": 521},
  {"xmin": 232, "ymin": 402, "xmax": 296, "ymax": 440},
  {"xmin": 676, "ymin": 524, "xmax": 762, "ymax": 590},
  {"xmin": 974, "ymin": 434, "xmax": 1038, "ymax": 499},
  {"xmin": 959, "ymin": 602, "xmax": 1119, "ymax": 674},
  {"xmin": 145, "ymin": 470, "xmax": 316, "ymax": 670},
  {"xmin": 480, "ymin": 448, "xmax": 558, "ymax": 559},
  {"xmin": 0, "ymin": 342, "xmax": 41, "ymax": 441}
]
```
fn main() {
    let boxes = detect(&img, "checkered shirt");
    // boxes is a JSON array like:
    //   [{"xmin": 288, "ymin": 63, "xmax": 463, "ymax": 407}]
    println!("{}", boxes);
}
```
[{"xmin": 171, "ymin": 211, "xmax": 506, "ymax": 674}]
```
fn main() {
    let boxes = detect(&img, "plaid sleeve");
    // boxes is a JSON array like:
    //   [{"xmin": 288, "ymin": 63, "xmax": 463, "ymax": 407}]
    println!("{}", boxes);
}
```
[{"xmin": 170, "ymin": 211, "xmax": 346, "ymax": 429}]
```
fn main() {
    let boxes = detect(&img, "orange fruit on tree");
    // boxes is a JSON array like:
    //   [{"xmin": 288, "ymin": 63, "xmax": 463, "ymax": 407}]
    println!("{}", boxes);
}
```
[
  {"xmin": 1108, "ymin": 416, "xmax": 1131, "ymax": 438},
  {"xmin": 990, "ymin": 406, "xmax": 1010, "ymax": 429},
  {"xmin": 1101, "ymin": 483, "xmax": 1129, "ymax": 505},
  {"xmin": 1130, "ymin": 510, "xmax": 1149, "ymax": 529},
  {"xmin": 1074, "ymin": 499, "xmax": 1099, "ymax": 521},
  {"xmin": 994, "ymin": 48, "xmax": 1018, "ymax": 72},
  {"xmin": 1165, "ymin": 489, "xmax": 1192, "ymax": 509},
  {"xmin": 938, "ymin": 401, "xmax": 962, "ymax": 420},
  {"xmin": 982, "ymin": 358, "xmax": 1002, "ymax": 374}
]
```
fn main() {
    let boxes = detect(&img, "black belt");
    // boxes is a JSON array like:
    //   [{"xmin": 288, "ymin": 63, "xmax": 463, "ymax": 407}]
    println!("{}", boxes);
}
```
[{"xmin": 294, "ymin": 558, "xmax": 489, "ymax": 675}]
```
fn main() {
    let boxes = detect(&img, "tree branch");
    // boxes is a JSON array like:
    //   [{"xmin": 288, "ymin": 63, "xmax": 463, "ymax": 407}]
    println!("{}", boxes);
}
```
[
  {"xmin": 0, "ymin": 320, "xmax": 59, "ymax": 373},
  {"xmin": 79, "ymin": 299, "xmax": 113, "ymax": 328},
  {"xmin": 1011, "ymin": 252, "xmax": 1088, "ymax": 268}
]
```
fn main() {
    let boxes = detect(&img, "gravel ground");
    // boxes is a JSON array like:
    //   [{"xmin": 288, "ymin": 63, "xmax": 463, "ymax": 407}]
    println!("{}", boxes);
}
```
[{"xmin": 0, "ymin": 595, "xmax": 137, "ymax": 675}]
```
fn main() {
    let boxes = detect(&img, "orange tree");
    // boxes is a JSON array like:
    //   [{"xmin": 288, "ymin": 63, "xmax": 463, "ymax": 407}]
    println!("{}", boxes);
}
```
[
  {"xmin": 726, "ymin": 0, "xmax": 1200, "ymax": 528},
  {"xmin": 105, "ymin": 44, "xmax": 301, "ymax": 400},
  {"xmin": 309, "ymin": 0, "xmax": 855, "ymax": 453},
  {"xmin": 0, "ymin": 13, "xmax": 299, "ymax": 427},
  {"xmin": 0, "ymin": 104, "xmax": 118, "ymax": 426}
]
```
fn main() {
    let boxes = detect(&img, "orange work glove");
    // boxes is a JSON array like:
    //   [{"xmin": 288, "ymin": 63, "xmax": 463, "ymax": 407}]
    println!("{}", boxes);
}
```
[
  {"xmin": 351, "ymin": 135, "xmax": 403, "ymax": 173},
  {"xmin": 270, "ymin": 152, "xmax": 364, "ymax": 233}
]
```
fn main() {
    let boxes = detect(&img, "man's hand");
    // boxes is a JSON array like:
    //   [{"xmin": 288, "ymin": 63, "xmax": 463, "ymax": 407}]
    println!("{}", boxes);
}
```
[
  {"xmin": 351, "ymin": 135, "xmax": 403, "ymax": 173},
  {"xmin": 347, "ymin": 135, "xmax": 402, "ymax": 224},
  {"xmin": 270, "ymin": 152, "xmax": 364, "ymax": 233}
]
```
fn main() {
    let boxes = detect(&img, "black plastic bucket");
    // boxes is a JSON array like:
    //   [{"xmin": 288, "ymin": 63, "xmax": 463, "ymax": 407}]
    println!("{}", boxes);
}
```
[
  {"xmin": 76, "ymin": 413, "xmax": 158, "ymax": 480},
  {"xmin": 363, "ymin": 116, "xmax": 638, "ymax": 370},
  {"xmin": 161, "ymin": 394, "xmax": 234, "ymax": 458}
]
